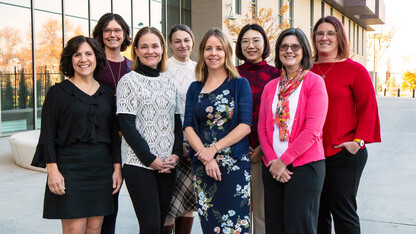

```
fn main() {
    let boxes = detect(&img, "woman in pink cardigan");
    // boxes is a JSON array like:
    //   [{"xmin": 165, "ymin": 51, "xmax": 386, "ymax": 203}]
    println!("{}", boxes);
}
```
[{"xmin": 258, "ymin": 28, "xmax": 328, "ymax": 234}]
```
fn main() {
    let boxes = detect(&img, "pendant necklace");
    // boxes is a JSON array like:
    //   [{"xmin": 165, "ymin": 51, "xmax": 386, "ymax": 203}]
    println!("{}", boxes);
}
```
[
  {"xmin": 317, "ymin": 62, "xmax": 335, "ymax": 79},
  {"xmin": 107, "ymin": 59, "xmax": 122, "ymax": 95}
]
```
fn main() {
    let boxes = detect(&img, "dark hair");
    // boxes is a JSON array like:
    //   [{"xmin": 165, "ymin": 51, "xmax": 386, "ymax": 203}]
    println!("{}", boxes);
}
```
[
  {"xmin": 274, "ymin": 28, "xmax": 313, "ymax": 71},
  {"xmin": 168, "ymin": 24, "xmax": 195, "ymax": 48},
  {"xmin": 195, "ymin": 28, "xmax": 240, "ymax": 83},
  {"xmin": 131, "ymin": 26, "xmax": 168, "ymax": 72},
  {"xmin": 312, "ymin": 16, "xmax": 349, "ymax": 61},
  {"xmin": 235, "ymin": 24, "xmax": 271, "ymax": 61},
  {"xmin": 60, "ymin": 35, "xmax": 106, "ymax": 78},
  {"xmin": 92, "ymin": 13, "xmax": 131, "ymax": 52}
]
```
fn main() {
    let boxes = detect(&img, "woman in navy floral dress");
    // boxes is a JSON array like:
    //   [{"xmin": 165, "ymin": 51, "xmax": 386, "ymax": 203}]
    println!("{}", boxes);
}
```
[{"xmin": 184, "ymin": 28, "xmax": 253, "ymax": 233}]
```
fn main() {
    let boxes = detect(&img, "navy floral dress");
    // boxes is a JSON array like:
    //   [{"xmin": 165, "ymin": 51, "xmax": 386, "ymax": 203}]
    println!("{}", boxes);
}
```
[{"xmin": 193, "ymin": 80, "xmax": 251, "ymax": 234}]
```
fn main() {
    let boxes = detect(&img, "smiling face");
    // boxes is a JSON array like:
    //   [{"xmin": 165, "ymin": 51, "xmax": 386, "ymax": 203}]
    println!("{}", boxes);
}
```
[
  {"xmin": 279, "ymin": 35, "xmax": 303, "ymax": 74},
  {"xmin": 203, "ymin": 36, "xmax": 226, "ymax": 72},
  {"xmin": 72, "ymin": 42, "xmax": 96, "ymax": 78},
  {"xmin": 241, "ymin": 29, "xmax": 264, "ymax": 63},
  {"xmin": 134, "ymin": 32, "xmax": 163, "ymax": 69},
  {"xmin": 102, "ymin": 20, "xmax": 124, "ymax": 51},
  {"xmin": 315, "ymin": 22, "xmax": 339, "ymax": 59},
  {"xmin": 169, "ymin": 30, "xmax": 193, "ymax": 62}
]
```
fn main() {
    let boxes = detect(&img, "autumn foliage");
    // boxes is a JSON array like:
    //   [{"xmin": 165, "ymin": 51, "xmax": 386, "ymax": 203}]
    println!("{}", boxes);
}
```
[{"xmin": 401, "ymin": 71, "xmax": 416, "ymax": 90}]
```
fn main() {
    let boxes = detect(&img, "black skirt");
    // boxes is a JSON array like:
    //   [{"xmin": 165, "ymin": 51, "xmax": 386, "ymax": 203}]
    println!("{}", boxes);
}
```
[{"xmin": 43, "ymin": 143, "xmax": 114, "ymax": 219}]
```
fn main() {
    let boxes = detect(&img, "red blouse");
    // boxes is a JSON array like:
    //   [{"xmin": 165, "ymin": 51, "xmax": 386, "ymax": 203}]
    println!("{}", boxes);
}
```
[
  {"xmin": 311, "ymin": 58, "xmax": 381, "ymax": 157},
  {"xmin": 237, "ymin": 61, "xmax": 281, "ymax": 148}
]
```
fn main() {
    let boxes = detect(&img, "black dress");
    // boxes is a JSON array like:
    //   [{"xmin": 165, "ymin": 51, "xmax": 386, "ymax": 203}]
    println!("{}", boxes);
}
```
[{"xmin": 31, "ymin": 80, "xmax": 121, "ymax": 219}]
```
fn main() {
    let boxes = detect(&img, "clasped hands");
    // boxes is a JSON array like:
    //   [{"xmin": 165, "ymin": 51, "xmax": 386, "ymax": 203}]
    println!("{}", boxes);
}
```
[
  {"xmin": 196, "ymin": 145, "xmax": 222, "ymax": 181},
  {"xmin": 267, "ymin": 158, "xmax": 293, "ymax": 183},
  {"xmin": 150, "ymin": 154, "xmax": 180, "ymax": 173}
]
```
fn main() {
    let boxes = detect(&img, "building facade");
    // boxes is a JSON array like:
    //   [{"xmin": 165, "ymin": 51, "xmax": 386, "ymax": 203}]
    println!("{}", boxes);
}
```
[{"xmin": 0, "ymin": 0, "xmax": 384, "ymax": 135}]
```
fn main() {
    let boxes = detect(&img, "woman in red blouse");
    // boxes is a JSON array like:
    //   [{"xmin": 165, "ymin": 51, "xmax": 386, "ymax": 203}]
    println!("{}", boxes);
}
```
[
  {"xmin": 311, "ymin": 16, "xmax": 381, "ymax": 234},
  {"xmin": 235, "ymin": 24, "xmax": 280, "ymax": 234}
]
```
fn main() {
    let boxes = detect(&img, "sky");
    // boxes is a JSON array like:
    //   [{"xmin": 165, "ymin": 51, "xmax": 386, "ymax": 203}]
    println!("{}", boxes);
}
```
[{"xmin": 377, "ymin": 0, "xmax": 416, "ymax": 75}]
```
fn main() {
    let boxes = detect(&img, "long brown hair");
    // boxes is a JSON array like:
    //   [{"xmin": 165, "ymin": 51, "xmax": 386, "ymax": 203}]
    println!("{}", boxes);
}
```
[
  {"xmin": 131, "ymin": 27, "xmax": 168, "ymax": 72},
  {"xmin": 195, "ymin": 28, "xmax": 239, "ymax": 83},
  {"xmin": 312, "ymin": 16, "xmax": 349, "ymax": 62}
]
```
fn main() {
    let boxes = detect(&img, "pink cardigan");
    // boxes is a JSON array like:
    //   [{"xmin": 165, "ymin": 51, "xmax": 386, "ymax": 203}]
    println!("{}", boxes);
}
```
[{"xmin": 258, "ymin": 71, "xmax": 328, "ymax": 167}]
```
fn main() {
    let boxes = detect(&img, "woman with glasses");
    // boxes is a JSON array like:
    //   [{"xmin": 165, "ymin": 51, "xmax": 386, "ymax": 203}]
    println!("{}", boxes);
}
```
[
  {"xmin": 184, "ymin": 28, "xmax": 252, "ymax": 233},
  {"xmin": 311, "ymin": 16, "xmax": 381, "ymax": 234},
  {"xmin": 92, "ymin": 13, "xmax": 131, "ymax": 234},
  {"xmin": 235, "ymin": 24, "xmax": 280, "ymax": 234},
  {"xmin": 258, "ymin": 28, "xmax": 328, "ymax": 234},
  {"xmin": 92, "ymin": 13, "xmax": 132, "ymax": 93}
]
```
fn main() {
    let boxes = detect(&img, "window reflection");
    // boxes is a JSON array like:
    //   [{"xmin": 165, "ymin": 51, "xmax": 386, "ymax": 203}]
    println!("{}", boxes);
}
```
[{"xmin": 0, "ymin": 3, "xmax": 33, "ymax": 133}]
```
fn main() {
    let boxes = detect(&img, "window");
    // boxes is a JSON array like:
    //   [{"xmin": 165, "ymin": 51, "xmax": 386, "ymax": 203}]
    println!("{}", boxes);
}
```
[{"xmin": 321, "ymin": 1, "xmax": 325, "ymax": 17}]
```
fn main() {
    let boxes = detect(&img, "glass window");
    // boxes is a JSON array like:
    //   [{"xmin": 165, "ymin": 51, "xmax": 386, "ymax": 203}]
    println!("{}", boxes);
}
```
[
  {"xmin": 167, "ymin": 0, "xmax": 180, "ymax": 34},
  {"xmin": 133, "ymin": 0, "xmax": 150, "ymax": 36},
  {"xmin": 90, "ymin": 0, "xmax": 111, "ymax": 32},
  {"xmin": 0, "ymin": 4, "xmax": 33, "ymax": 133},
  {"xmin": 113, "ymin": 0, "xmax": 132, "ymax": 33},
  {"xmin": 35, "ymin": 0, "xmax": 61, "ymax": 13},
  {"xmin": 151, "ymin": 0, "xmax": 163, "ymax": 32},
  {"xmin": 0, "ymin": 0, "xmax": 29, "ymax": 7}
]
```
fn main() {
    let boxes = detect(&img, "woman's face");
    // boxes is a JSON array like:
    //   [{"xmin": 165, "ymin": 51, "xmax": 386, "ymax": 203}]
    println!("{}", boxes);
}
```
[
  {"xmin": 241, "ymin": 29, "xmax": 264, "ymax": 63},
  {"xmin": 315, "ymin": 22, "xmax": 339, "ymax": 57},
  {"xmin": 169, "ymin": 30, "xmax": 193, "ymax": 62},
  {"xmin": 72, "ymin": 42, "xmax": 96, "ymax": 78},
  {"xmin": 102, "ymin": 20, "xmax": 124, "ymax": 51},
  {"xmin": 279, "ymin": 35, "xmax": 303, "ymax": 72},
  {"xmin": 134, "ymin": 33, "xmax": 163, "ymax": 69},
  {"xmin": 203, "ymin": 36, "xmax": 226, "ymax": 71}
]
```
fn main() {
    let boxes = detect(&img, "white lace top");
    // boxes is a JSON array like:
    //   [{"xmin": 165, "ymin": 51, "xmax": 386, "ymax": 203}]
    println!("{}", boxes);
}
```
[{"xmin": 116, "ymin": 71, "xmax": 181, "ymax": 169}]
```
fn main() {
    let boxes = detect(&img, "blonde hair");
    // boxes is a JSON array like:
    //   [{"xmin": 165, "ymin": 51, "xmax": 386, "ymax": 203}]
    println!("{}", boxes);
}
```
[
  {"xmin": 195, "ymin": 28, "xmax": 240, "ymax": 83},
  {"xmin": 131, "ymin": 26, "xmax": 168, "ymax": 72}
]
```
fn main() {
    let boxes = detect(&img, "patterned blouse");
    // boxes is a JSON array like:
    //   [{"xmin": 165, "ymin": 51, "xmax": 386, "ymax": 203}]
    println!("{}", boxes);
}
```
[{"xmin": 116, "ymin": 71, "xmax": 181, "ymax": 169}]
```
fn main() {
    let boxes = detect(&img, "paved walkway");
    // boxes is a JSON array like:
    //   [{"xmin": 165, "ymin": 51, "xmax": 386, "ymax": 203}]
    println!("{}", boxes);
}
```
[{"xmin": 0, "ymin": 96, "xmax": 415, "ymax": 233}]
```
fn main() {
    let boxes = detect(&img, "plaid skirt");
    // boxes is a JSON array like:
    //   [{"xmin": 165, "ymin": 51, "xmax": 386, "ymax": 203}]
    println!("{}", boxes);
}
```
[{"xmin": 167, "ymin": 157, "xmax": 197, "ymax": 218}]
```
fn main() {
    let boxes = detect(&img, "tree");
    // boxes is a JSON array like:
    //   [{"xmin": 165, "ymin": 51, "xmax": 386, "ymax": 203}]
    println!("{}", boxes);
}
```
[
  {"xmin": 18, "ymin": 69, "xmax": 28, "ymax": 108},
  {"xmin": 367, "ymin": 28, "xmax": 394, "ymax": 71},
  {"xmin": 401, "ymin": 71, "xmax": 416, "ymax": 91},
  {"xmin": 387, "ymin": 76, "xmax": 398, "ymax": 91},
  {"xmin": 3, "ymin": 72, "xmax": 14, "ymax": 110},
  {"xmin": 224, "ymin": 1, "xmax": 291, "ymax": 62},
  {"xmin": 0, "ymin": 27, "xmax": 23, "ymax": 69}
]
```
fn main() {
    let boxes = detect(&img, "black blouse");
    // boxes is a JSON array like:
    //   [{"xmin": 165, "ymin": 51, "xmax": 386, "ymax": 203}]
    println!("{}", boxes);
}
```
[{"xmin": 31, "ymin": 79, "xmax": 121, "ymax": 168}]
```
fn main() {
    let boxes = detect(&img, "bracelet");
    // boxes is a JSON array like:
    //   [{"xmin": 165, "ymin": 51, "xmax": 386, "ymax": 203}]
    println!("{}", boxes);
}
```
[{"xmin": 213, "ymin": 143, "xmax": 219, "ymax": 152}]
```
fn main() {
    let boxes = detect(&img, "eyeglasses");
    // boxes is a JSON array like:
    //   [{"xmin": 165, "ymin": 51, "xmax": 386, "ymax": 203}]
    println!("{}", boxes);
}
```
[
  {"xmin": 103, "ymin": 28, "xmax": 123, "ymax": 36},
  {"xmin": 279, "ymin": 44, "xmax": 302, "ymax": 52},
  {"xmin": 241, "ymin": 38, "xmax": 262, "ymax": 47},
  {"xmin": 315, "ymin": 30, "xmax": 337, "ymax": 39}
]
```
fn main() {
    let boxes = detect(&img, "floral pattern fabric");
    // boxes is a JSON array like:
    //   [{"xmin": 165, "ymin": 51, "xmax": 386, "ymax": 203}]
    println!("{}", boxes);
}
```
[{"xmin": 193, "ymin": 80, "xmax": 251, "ymax": 233}]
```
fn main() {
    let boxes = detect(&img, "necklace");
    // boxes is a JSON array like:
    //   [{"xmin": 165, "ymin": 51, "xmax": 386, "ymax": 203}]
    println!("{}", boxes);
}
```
[
  {"xmin": 316, "ymin": 62, "xmax": 335, "ymax": 79},
  {"xmin": 70, "ymin": 79, "xmax": 97, "ymax": 95},
  {"xmin": 107, "ymin": 59, "xmax": 122, "ymax": 94}
]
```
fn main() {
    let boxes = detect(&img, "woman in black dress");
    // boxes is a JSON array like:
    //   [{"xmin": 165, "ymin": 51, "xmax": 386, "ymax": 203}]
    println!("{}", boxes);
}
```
[{"xmin": 31, "ymin": 35, "xmax": 122, "ymax": 234}]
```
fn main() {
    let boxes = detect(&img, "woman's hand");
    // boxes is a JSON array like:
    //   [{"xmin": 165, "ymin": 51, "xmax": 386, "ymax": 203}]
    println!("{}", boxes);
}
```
[
  {"xmin": 150, "ymin": 157, "xmax": 165, "ymax": 171},
  {"xmin": 334, "ymin": 141, "xmax": 360, "ymax": 155},
  {"xmin": 160, "ymin": 154, "xmax": 180, "ymax": 173},
  {"xmin": 267, "ymin": 159, "xmax": 293, "ymax": 183},
  {"xmin": 46, "ymin": 163, "xmax": 65, "ymax": 195},
  {"xmin": 196, "ymin": 145, "xmax": 217, "ymax": 165},
  {"xmin": 205, "ymin": 159, "xmax": 222, "ymax": 181},
  {"xmin": 250, "ymin": 146, "xmax": 264, "ymax": 163},
  {"xmin": 183, "ymin": 142, "xmax": 191, "ymax": 161},
  {"xmin": 112, "ymin": 163, "xmax": 123, "ymax": 195}
]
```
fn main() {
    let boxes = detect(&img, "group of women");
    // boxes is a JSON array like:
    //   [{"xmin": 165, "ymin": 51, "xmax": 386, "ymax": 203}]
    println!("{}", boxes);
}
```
[{"xmin": 31, "ymin": 13, "xmax": 380, "ymax": 234}]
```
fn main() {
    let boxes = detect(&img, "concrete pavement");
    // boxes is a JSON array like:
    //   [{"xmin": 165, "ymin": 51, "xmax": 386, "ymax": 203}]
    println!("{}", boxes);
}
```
[{"xmin": 0, "ymin": 96, "xmax": 415, "ymax": 233}]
